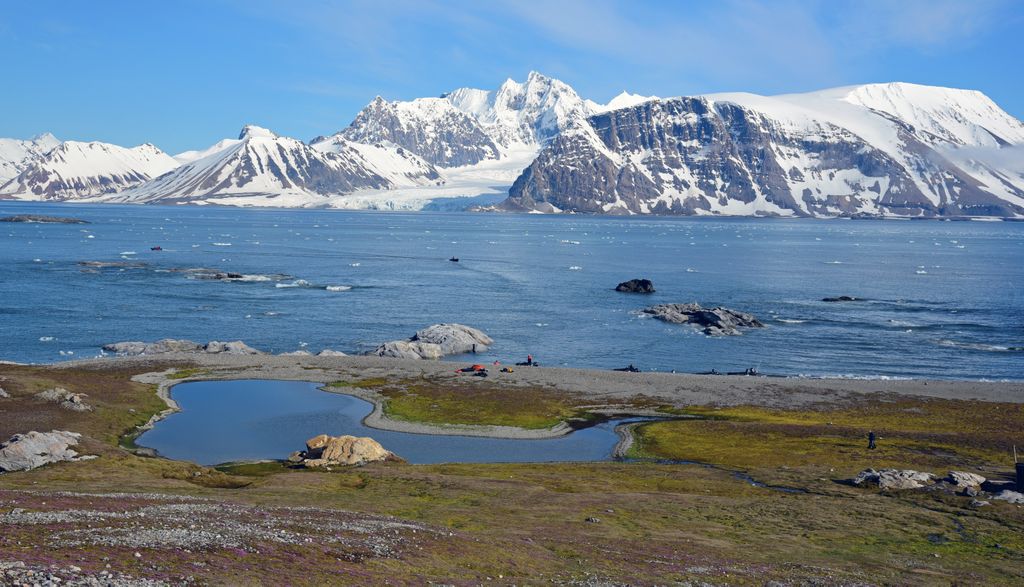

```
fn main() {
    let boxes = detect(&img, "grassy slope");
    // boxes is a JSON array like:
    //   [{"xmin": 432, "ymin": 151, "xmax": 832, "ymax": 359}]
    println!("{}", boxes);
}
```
[{"xmin": 1, "ymin": 365, "xmax": 1023, "ymax": 585}]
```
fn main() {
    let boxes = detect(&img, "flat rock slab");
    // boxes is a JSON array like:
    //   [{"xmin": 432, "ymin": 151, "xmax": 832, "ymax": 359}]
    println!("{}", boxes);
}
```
[
  {"xmin": 372, "ymin": 323, "xmax": 492, "ymax": 359},
  {"xmin": 0, "ymin": 430, "xmax": 84, "ymax": 472},
  {"xmin": 642, "ymin": 303, "xmax": 763, "ymax": 336}
]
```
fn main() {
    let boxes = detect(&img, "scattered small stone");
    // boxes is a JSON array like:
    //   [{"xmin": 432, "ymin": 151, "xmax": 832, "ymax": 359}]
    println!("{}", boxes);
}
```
[
  {"xmin": 970, "ymin": 500, "xmax": 990, "ymax": 507},
  {"xmin": 0, "ymin": 387, "xmax": 9, "ymax": 398},
  {"xmin": 585, "ymin": 517, "xmax": 601, "ymax": 523}
]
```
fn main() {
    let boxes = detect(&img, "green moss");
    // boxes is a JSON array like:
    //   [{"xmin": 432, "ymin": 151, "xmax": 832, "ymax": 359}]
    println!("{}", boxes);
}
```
[{"xmin": 166, "ymin": 367, "xmax": 210, "ymax": 380}]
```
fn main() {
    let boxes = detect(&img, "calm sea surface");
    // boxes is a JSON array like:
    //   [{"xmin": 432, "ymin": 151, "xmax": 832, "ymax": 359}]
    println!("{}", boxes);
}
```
[{"xmin": 1, "ymin": 202, "xmax": 1022, "ymax": 380}]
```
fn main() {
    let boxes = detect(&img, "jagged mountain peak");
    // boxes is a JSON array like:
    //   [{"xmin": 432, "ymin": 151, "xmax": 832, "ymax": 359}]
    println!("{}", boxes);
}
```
[{"xmin": 238, "ymin": 125, "xmax": 278, "ymax": 140}]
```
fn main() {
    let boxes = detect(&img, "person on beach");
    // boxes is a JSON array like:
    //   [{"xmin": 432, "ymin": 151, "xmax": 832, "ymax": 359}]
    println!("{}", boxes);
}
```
[
  {"xmin": 867, "ymin": 431, "xmax": 877, "ymax": 450},
  {"xmin": 527, "ymin": 354, "xmax": 533, "ymax": 366}
]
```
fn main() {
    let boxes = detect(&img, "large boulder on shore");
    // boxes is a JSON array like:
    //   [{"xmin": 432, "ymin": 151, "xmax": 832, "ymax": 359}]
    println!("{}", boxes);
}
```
[
  {"xmin": 373, "ymin": 341, "xmax": 443, "ymax": 360},
  {"xmin": 102, "ymin": 339, "xmax": 264, "ymax": 356},
  {"xmin": 853, "ymin": 468, "xmax": 936, "ymax": 491},
  {"xmin": 0, "ymin": 431, "xmax": 87, "ymax": 472},
  {"xmin": 615, "ymin": 279, "xmax": 655, "ymax": 293},
  {"xmin": 292, "ymin": 434, "xmax": 401, "ymax": 467},
  {"xmin": 642, "ymin": 303, "xmax": 763, "ymax": 336},
  {"xmin": 371, "ymin": 324, "xmax": 492, "ymax": 360}
]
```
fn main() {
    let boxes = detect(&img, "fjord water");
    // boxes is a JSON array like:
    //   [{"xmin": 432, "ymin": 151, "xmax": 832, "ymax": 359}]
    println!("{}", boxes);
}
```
[
  {"xmin": 138, "ymin": 380, "xmax": 629, "ymax": 465},
  {"xmin": 1, "ymin": 202, "xmax": 1022, "ymax": 380}
]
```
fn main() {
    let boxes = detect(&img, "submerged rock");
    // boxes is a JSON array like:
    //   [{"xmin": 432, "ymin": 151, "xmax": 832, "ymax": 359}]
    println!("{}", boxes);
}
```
[
  {"xmin": 372, "ymin": 323, "xmax": 492, "ymax": 359},
  {"xmin": 822, "ymin": 296, "xmax": 860, "ymax": 302},
  {"xmin": 0, "ymin": 215, "xmax": 89, "ymax": 224},
  {"xmin": 615, "ymin": 278, "xmax": 656, "ymax": 293},
  {"xmin": 102, "ymin": 339, "xmax": 264, "ymax": 356},
  {"xmin": 853, "ymin": 468, "xmax": 936, "ymax": 491},
  {"xmin": 642, "ymin": 303, "xmax": 763, "ymax": 336},
  {"xmin": 294, "ymin": 434, "xmax": 401, "ymax": 467},
  {"xmin": 0, "ymin": 430, "xmax": 87, "ymax": 472}
]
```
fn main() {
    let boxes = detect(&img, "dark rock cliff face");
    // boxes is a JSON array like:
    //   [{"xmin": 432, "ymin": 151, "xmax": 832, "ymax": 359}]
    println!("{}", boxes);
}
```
[
  {"xmin": 501, "ymin": 98, "xmax": 1024, "ymax": 217},
  {"xmin": 342, "ymin": 97, "xmax": 500, "ymax": 168}
]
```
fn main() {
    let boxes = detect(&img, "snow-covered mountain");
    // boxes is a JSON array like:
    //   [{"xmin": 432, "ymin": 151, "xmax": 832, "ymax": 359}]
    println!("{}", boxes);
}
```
[
  {"xmin": 445, "ymin": 71, "xmax": 597, "ymax": 147},
  {"xmin": 338, "ymin": 97, "xmax": 500, "ymax": 168},
  {"xmin": 500, "ymin": 82, "xmax": 1024, "ymax": 217},
  {"xmin": 335, "ymin": 71, "xmax": 598, "ymax": 169},
  {"xmin": 2, "ymin": 76, "xmax": 1020, "ymax": 216},
  {"xmin": 0, "ymin": 133, "xmax": 61, "ymax": 183},
  {"xmin": 0, "ymin": 140, "xmax": 178, "ymax": 200},
  {"xmin": 107, "ymin": 125, "xmax": 441, "ymax": 206}
]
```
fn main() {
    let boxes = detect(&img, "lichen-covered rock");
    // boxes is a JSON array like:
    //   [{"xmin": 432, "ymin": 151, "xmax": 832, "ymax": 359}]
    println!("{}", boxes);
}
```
[
  {"xmin": 0, "ymin": 387, "xmax": 8, "ymax": 399},
  {"xmin": 34, "ymin": 388, "xmax": 93, "ymax": 412},
  {"xmin": 296, "ymin": 434, "xmax": 400, "ymax": 467},
  {"xmin": 317, "ymin": 349, "xmax": 348, "ymax": 357},
  {"xmin": 0, "ymin": 431, "xmax": 85, "ymax": 472},
  {"xmin": 853, "ymin": 468, "xmax": 936, "ymax": 491},
  {"xmin": 642, "ymin": 303, "xmax": 763, "ymax": 336},
  {"xmin": 947, "ymin": 471, "xmax": 986, "ymax": 489}
]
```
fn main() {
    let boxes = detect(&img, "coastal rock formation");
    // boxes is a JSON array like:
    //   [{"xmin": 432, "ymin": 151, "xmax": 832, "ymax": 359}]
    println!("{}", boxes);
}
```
[
  {"xmin": 102, "ymin": 339, "xmax": 265, "ymax": 356},
  {"xmin": 412, "ymin": 324, "xmax": 493, "ymax": 355},
  {"xmin": 615, "ymin": 279, "xmax": 655, "ymax": 293},
  {"xmin": 0, "ymin": 431, "xmax": 87, "ymax": 472},
  {"xmin": 34, "ymin": 388, "xmax": 93, "ymax": 412},
  {"xmin": 317, "ymin": 349, "xmax": 348, "ymax": 357},
  {"xmin": 373, "ymin": 341, "xmax": 444, "ymax": 360},
  {"xmin": 853, "ymin": 468, "xmax": 936, "ymax": 491},
  {"xmin": 642, "ymin": 303, "xmax": 763, "ymax": 336},
  {"xmin": 290, "ymin": 434, "xmax": 401, "ymax": 467},
  {"xmin": 203, "ymin": 340, "xmax": 263, "ymax": 355},
  {"xmin": 0, "ymin": 215, "xmax": 89, "ymax": 224},
  {"xmin": 372, "ymin": 323, "xmax": 492, "ymax": 359}
]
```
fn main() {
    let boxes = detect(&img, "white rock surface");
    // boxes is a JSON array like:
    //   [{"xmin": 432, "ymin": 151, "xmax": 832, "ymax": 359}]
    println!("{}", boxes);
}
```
[{"xmin": 0, "ymin": 431, "xmax": 85, "ymax": 472}]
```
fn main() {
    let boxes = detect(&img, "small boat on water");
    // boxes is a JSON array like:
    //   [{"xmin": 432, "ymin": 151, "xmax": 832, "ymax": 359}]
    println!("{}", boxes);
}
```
[
  {"xmin": 449, "ymin": 256, "xmax": 459, "ymax": 262},
  {"xmin": 150, "ymin": 246, "xmax": 163, "ymax": 251}
]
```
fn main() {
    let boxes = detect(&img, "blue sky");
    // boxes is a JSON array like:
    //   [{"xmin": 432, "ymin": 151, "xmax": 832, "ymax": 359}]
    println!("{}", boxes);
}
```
[{"xmin": 2, "ymin": 0, "xmax": 1022, "ymax": 154}]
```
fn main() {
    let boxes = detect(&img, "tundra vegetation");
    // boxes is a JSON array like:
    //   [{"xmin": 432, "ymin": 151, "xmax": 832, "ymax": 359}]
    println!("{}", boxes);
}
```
[{"xmin": 1, "ymin": 363, "xmax": 1022, "ymax": 585}]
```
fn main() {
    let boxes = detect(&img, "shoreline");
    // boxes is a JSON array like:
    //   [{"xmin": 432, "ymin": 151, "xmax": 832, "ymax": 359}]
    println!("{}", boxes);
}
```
[{"xmin": 55, "ymin": 352, "xmax": 1024, "ymax": 458}]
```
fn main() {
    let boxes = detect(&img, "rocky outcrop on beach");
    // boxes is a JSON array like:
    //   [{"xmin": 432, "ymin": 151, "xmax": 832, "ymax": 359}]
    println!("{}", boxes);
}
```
[
  {"xmin": 102, "ymin": 339, "xmax": 264, "ymax": 356},
  {"xmin": 34, "ymin": 387, "xmax": 93, "ymax": 412},
  {"xmin": 0, "ymin": 214, "xmax": 89, "ymax": 224},
  {"xmin": 615, "ymin": 279, "xmax": 655, "ymax": 293},
  {"xmin": 372, "ymin": 323, "xmax": 492, "ymax": 359},
  {"xmin": 289, "ymin": 434, "xmax": 401, "ymax": 467},
  {"xmin": 642, "ymin": 303, "xmax": 763, "ymax": 336},
  {"xmin": 0, "ymin": 430, "xmax": 90, "ymax": 472}
]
